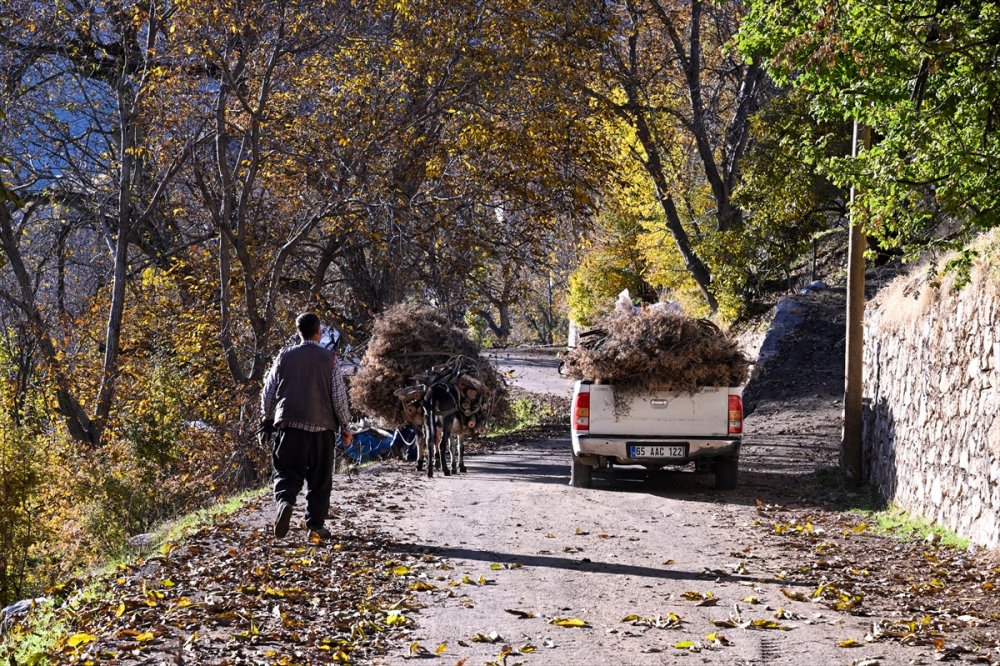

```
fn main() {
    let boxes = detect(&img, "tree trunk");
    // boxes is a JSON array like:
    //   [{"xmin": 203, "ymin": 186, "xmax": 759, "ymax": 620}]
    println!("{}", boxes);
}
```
[
  {"xmin": 0, "ymin": 203, "xmax": 95, "ymax": 443},
  {"xmin": 629, "ymin": 93, "xmax": 719, "ymax": 312}
]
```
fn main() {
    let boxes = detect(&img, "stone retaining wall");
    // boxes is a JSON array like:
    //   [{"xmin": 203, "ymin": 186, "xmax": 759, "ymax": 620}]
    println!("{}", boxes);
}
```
[{"xmin": 862, "ymin": 255, "xmax": 1000, "ymax": 547}]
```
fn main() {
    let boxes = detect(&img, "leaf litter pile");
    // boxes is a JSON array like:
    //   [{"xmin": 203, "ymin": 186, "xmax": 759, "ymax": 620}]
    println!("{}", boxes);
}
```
[
  {"xmin": 7, "ymin": 476, "xmax": 461, "ymax": 665},
  {"xmin": 561, "ymin": 308, "xmax": 749, "ymax": 396},
  {"xmin": 750, "ymin": 500, "xmax": 1000, "ymax": 662},
  {"xmin": 349, "ymin": 304, "xmax": 509, "ymax": 426}
]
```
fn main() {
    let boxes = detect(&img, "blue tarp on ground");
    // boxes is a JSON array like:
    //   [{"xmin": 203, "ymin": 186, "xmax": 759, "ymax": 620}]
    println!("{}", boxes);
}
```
[{"xmin": 339, "ymin": 430, "xmax": 394, "ymax": 463}]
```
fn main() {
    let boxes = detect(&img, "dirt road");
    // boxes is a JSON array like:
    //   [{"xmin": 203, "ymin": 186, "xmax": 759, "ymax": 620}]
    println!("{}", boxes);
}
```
[
  {"xmin": 360, "ymin": 316, "xmax": 931, "ymax": 666},
  {"xmin": 366, "ymin": 438, "xmax": 929, "ymax": 666}
]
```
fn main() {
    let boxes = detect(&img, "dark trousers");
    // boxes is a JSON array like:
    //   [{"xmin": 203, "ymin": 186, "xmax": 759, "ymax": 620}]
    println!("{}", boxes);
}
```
[{"xmin": 272, "ymin": 427, "xmax": 335, "ymax": 530}]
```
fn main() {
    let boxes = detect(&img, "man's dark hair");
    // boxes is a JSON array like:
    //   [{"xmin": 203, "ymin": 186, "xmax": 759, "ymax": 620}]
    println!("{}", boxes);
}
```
[{"xmin": 296, "ymin": 312, "xmax": 321, "ymax": 340}]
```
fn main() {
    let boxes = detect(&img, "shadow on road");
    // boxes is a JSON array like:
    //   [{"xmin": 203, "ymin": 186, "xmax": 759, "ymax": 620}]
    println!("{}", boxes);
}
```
[
  {"xmin": 466, "ymin": 436, "xmax": 875, "ymax": 512},
  {"xmin": 387, "ymin": 542, "xmax": 809, "ymax": 588}
]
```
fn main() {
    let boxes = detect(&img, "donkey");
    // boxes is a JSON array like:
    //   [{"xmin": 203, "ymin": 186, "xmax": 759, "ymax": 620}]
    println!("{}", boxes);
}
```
[{"xmin": 420, "ymin": 381, "xmax": 461, "ymax": 477}]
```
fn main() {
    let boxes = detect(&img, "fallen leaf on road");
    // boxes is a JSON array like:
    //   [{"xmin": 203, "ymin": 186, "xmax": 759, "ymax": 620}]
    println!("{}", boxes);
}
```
[
  {"xmin": 781, "ymin": 588, "xmax": 810, "ymax": 602},
  {"xmin": 673, "ymin": 640, "xmax": 701, "ymax": 652},
  {"xmin": 66, "ymin": 633, "xmax": 97, "ymax": 648},
  {"xmin": 435, "ymin": 642, "xmax": 447, "ymax": 654},
  {"xmin": 504, "ymin": 609, "xmax": 537, "ymax": 619},
  {"xmin": 681, "ymin": 591, "xmax": 715, "ymax": 601},
  {"xmin": 621, "ymin": 613, "xmax": 683, "ymax": 629},
  {"xmin": 838, "ymin": 638, "xmax": 862, "ymax": 647},
  {"xmin": 749, "ymin": 618, "xmax": 790, "ymax": 630},
  {"xmin": 471, "ymin": 631, "xmax": 504, "ymax": 643},
  {"xmin": 550, "ymin": 617, "xmax": 589, "ymax": 628}
]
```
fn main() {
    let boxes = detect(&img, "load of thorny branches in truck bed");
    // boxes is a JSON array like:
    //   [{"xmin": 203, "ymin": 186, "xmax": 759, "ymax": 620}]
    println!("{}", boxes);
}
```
[
  {"xmin": 561, "ymin": 308, "xmax": 750, "ymax": 394},
  {"xmin": 349, "ymin": 304, "xmax": 508, "ymax": 426}
]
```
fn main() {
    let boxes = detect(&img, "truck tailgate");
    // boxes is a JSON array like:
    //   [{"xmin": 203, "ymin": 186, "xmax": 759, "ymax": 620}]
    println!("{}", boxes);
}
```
[{"xmin": 587, "ymin": 384, "xmax": 730, "ymax": 437}]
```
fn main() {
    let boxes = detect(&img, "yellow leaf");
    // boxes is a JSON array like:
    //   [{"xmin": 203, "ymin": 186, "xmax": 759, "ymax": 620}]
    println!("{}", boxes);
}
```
[
  {"xmin": 176, "ymin": 597, "xmax": 192, "ymax": 608},
  {"xmin": 838, "ymin": 638, "xmax": 862, "ymax": 648},
  {"xmin": 550, "ymin": 617, "xmax": 588, "ymax": 627},
  {"xmin": 781, "ymin": 588, "xmax": 809, "ymax": 602},
  {"xmin": 673, "ymin": 640, "xmax": 695, "ymax": 649},
  {"xmin": 67, "ymin": 633, "xmax": 97, "ymax": 648},
  {"xmin": 435, "ymin": 643, "xmax": 447, "ymax": 654},
  {"xmin": 410, "ymin": 642, "xmax": 423, "ymax": 654},
  {"xmin": 136, "ymin": 632, "xmax": 155, "ymax": 642},
  {"xmin": 408, "ymin": 581, "xmax": 436, "ymax": 591},
  {"xmin": 115, "ymin": 602, "xmax": 125, "ymax": 617},
  {"xmin": 741, "ymin": 595, "xmax": 760, "ymax": 604},
  {"xmin": 749, "ymin": 619, "xmax": 786, "ymax": 630},
  {"xmin": 391, "ymin": 566, "xmax": 411, "ymax": 576}
]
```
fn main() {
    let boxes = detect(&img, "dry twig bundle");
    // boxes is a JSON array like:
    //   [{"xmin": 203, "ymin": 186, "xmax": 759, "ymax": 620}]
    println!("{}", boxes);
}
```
[
  {"xmin": 350, "ymin": 304, "xmax": 508, "ymax": 426},
  {"xmin": 562, "ymin": 308, "xmax": 749, "ymax": 394}
]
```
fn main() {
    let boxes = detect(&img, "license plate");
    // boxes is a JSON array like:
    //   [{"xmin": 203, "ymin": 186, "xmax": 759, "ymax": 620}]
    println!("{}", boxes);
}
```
[{"xmin": 628, "ymin": 444, "xmax": 687, "ymax": 459}]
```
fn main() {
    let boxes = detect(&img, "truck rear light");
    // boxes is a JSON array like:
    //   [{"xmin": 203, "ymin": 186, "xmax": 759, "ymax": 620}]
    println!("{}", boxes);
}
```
[
  {"xmin": 574, "ymin": 390, "xmax": 590, "ymax": 431},
  {"xmin": 728, "ymin": 394, "xmax": 743, "ymax": 434}
]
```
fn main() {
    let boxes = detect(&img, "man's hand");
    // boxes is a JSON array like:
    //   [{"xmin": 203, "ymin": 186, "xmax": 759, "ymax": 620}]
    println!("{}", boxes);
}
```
[
  {"xmin": 340, "ymin": 428, "xmax": 353, "ymax": 446},
  {"xmin": 258, "ymin": 419, "xmax": 276, "ymax": 436}
]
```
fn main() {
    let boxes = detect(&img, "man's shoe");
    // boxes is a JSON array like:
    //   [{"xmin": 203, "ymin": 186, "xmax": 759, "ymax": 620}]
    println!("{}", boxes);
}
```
[
  {"xmin": 274, "ymin": 502, "xmax": 293, "ymax": 538},
  {"xmin": 308, "ymin": 526, "xmax": 333, "ymax": 540}
]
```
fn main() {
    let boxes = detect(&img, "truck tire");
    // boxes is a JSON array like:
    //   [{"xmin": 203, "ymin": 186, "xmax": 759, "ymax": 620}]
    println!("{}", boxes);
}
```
[
  {"xmin": 570, "ymin": 456, "xmax": 593, "ymax": 488},
  {"xmin": 714, "ymin": 456, "xmax": 738, "ymax": 490}
]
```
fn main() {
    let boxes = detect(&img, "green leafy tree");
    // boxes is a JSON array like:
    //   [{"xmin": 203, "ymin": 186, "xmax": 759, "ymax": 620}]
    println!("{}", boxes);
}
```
[{"xmin": 740, "ymin": 0, "xmax": 1000, "ymax": 256}]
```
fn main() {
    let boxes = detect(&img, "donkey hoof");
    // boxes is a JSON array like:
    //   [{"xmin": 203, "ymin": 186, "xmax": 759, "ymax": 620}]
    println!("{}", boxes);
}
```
[{"xmin": 459, "ymin": 464, "xmax": 467, "ymax": 473}]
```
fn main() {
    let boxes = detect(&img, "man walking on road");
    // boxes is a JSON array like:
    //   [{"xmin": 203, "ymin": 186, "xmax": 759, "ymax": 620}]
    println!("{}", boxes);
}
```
[{"xmin": 261, "ymin": 313, "xmax": 353, "ymax": 540}]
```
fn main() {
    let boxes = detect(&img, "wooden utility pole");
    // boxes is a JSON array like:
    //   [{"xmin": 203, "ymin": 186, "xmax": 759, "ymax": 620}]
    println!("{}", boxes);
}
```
[{"xmin": 843, "ymin": 120, "xmax": 870, "ymax": 484}]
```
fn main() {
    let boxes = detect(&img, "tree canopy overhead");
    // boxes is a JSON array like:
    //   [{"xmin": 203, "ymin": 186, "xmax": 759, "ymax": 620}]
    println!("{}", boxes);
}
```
[{"xmin": 740, "ymin": 0, "xmax": 1000, "ymax": 257}]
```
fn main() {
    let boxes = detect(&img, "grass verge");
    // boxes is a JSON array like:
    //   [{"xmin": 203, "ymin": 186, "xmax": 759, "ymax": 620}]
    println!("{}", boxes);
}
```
[
  {"xmin": 1, "ymin": 487, "xmax": 266, "ymax": 663},
  {"xmin": 852, "ymin": 504, "xmax": 971, "ymax": 549},
  {"xmin": 489, "ymin": 394, "xmax": 567, "ymax": 437}
]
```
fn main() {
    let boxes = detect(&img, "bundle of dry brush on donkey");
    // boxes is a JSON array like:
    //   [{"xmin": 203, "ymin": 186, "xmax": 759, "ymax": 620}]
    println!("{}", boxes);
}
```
[{"xmin": 350, "ymin": 305, "xmax": 509, "ymax": 477}]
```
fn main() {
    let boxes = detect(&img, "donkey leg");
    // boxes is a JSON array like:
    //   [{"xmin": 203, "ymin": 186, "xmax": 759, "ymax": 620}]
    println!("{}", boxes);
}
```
[
  {"xmin": 424, "ymin": 418, "xmax": 435, "ymax": 478},
  {"xmin": 415, "ymin": 430, "xmax": 426, "ymax": 471},
  {"xmin": 434, "ymin": 428, "xmax": 444, "ymax": 470},
  {"xmin": 439, "ymin": 419, "xmax": 452, "ymax": 477},
  {"xmin": 457, "ymin": 435, "xmax": 466, "ymax": 473}
]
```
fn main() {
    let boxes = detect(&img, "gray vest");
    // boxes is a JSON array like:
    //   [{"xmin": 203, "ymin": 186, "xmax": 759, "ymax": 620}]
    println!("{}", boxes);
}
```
[{"xmin": 273, "ymin": 343, "xmax": 339, "ymax": 430}]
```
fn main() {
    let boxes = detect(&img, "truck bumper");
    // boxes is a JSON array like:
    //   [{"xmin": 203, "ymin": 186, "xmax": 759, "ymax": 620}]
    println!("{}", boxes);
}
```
[{"xmin": 572, "ymin": 434, "xmax": 740, "ymax": 465}]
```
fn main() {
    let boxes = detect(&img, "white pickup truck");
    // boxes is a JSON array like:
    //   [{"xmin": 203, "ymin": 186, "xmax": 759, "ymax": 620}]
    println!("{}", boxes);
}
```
[{"xmin": 569, "ymin": 381, "xmax": 744, "ymax": 489}]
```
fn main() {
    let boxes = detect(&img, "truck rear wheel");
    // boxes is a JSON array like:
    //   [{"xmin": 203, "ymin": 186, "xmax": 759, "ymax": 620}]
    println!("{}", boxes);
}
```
[
  {"xmin": 570, "ymin": 456, "xmax": 593, "ymax": 488},
  {"xmin": 714, "ymin": 456, "xmax": 738, "ymax": 490}
]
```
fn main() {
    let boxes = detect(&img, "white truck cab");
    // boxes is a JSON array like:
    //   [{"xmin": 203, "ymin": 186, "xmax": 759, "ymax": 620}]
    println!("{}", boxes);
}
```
[{"xmin": 570, "ymin": 380, "xmax": 743, "ymax": 489}]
